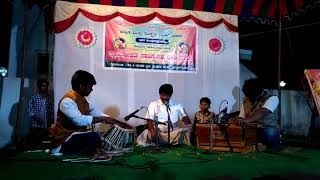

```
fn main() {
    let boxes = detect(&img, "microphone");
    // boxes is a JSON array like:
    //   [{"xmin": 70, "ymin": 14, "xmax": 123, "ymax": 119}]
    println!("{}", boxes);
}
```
[
  {"xmin": 218, "ymin": 100, "xmax": 228, "ymax": 114},
  {"xmin": 218, "ymin": 100, "xmax": 228, "ymax": 122},
  {"xmin": 124, "ymin": 106, "xmax": 144, "ymax": 121},
  {"xmin": 218, "ymin": 107, "xmax": 228, "ymax": 121},
  {"xmin": 221, "ymin": 107, "xmax": 227, "ymax": 114},
  {"xmin": 165, "ymin": 102, "xmax": 170, "ymax": 110},
  {"xmin": 165, "ymin": 102, "xmax": 173, "ymax": 130}
]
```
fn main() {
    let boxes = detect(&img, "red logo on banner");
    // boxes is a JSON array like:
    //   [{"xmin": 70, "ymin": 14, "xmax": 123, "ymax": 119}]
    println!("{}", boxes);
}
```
[{"xmin": 209, "ymin": 37, "xmax": 224, "ymax": 54}]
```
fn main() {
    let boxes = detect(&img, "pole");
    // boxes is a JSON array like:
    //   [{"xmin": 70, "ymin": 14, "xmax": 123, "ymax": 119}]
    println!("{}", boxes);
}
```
[
  {"xmin": 203, "ymin": 115, "xmax": 218, "ymax": 154},
  {"xmin": 277, "ymin": 0, "xmax": 282, "ymax": 128},
  {"xmin": 166, "ymin": 107, "xmax": 171, "ymax": 146},
  {"xmin": 14, "ymin": 0, "xmax": 28, "ymax": 146}
]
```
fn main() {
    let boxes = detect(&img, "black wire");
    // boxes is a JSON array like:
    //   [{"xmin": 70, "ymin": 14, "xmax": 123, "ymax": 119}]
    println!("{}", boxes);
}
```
[
  {"xmin": 5, "ymin": 147, "xmax": 213, "ymax": 169},
  {"xmin": 240, "ymin": 21, "xmax": 320, "ymax": 38}
]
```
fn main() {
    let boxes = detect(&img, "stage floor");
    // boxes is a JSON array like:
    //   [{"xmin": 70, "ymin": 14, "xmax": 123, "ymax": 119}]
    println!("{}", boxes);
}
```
[{"xmin": 1, "ymin": 145, "xmax": 320, "ymax": 180}]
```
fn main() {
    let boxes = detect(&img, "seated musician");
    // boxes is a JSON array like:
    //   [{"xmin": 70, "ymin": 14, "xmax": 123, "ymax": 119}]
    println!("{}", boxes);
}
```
[
  {"xmin": 231, "ymin": 78, "xmax": 280, "ymax": 151},
  {"xmin": 191, "ymin": 97, "xmax": 215, "ymax": 145},
  {"xmin": 50, "ymin": 70, "xmax": 128, "ymax": 157},
  {"xmin": 136, "ymin": 84, "xmax": 192, "ymax": 146}
]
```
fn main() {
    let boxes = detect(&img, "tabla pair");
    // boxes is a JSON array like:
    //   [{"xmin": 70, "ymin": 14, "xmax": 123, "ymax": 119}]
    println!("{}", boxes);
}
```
[{"xmin": 101, "ymin": 124, "xmax": 136, "ymax": 156}]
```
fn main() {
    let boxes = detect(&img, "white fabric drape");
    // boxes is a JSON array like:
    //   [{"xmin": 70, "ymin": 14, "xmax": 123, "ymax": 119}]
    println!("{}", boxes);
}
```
[{"xmin": 54, "ymin": 13, "xmax": 239, "ymax": 127}]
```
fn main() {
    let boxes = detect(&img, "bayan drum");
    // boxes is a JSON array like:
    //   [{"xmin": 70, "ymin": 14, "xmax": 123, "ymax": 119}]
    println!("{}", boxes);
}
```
[{"xmin": 101, "ymin": 124, "xmax": 135, "ymax": 154}]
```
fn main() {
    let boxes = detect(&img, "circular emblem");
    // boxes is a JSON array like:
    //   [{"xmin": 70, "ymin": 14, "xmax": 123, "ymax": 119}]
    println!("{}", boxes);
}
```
[
  {"xmin": 176, "ymin": 42, "xmax": 189, "ymax": 54},
  {"xmin": 74, "ymin": 29, "xmax": 96, "ymax": 48},
  {"xmin": 209, "ymin": 37, "xmax": 224, "ymax": 54},
  {"xmin": 114, "ymin": 37, "xmax": 127, "ymax": 49}
]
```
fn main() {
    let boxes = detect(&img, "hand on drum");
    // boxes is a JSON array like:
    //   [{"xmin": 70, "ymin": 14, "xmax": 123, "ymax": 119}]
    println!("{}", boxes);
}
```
[
  {"xmin": 117, "ymin": 121, "xmax": 132, "ymax": 129},
  {"xmin": 94, "ymin": 116, "xmax": 132, "ymax": 129}
]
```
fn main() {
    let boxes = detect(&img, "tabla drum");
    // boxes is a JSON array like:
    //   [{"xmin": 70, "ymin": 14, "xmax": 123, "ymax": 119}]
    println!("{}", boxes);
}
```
[{"xmin": 101, "ymin": 124, "xmax": 135, "ymax": 155}]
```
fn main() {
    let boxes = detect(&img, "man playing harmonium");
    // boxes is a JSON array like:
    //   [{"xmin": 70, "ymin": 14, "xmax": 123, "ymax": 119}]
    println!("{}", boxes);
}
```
[
  {"xmin": 231, "ymin": 78, "xmax": 280, "ymax": 151},
  {"xmin": 136, "ymin": 84, "xmax": 192, "ymax": 146},
  {"xmin": 51, "ymin": 70, "xmax": 129, "ymax": 158}
]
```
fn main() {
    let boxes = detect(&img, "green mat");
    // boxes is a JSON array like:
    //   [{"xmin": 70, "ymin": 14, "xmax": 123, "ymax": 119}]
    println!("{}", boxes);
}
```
[{"xmin": 1, "ymin": 146, "xmax": 320, "ymax": 180}]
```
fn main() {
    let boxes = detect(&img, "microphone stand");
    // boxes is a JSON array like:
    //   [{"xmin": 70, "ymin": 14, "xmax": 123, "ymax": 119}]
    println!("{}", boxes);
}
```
[
  {"xmin": 132, "ymin": 115, "xmax": 165, "ymax": 153},
  {"xmin": 166, "ymin": 106, "xmax": 173, "ymax": 146},
  {"xmin": 154, "ymin": 116, "xmax": 161, "ymax": 151},
  {"xmin": 203, "ymin": 114, "xmax": 218, "ymax": 154},
  {"xmin": 203, "ymin": 100, "xmax": 228, "ymax": 154},
  {"xmin": 131, "ymin": 115, "xmax": 166, "ymax": 125},
  {"xmin": 218, "ymin": 100, "xmax": 228, "ymax": 117}
]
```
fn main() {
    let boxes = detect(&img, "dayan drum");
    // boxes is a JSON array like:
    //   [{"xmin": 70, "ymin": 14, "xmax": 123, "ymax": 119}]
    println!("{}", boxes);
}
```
[
  {"xmin": 101, "ymin": 124, "xmax": 135, "ymax": 154},
  {"xmin": 195, "ymin": 123, "xmax": 257, "ymax": 153}
]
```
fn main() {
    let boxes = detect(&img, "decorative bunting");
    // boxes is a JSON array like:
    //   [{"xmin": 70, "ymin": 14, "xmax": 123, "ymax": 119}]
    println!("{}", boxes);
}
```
[
  {"xmin": 65, "ymin": 0, "xmax": 311, "ymax": 24},
  {"xmin": 54, "ymin": 2, "xmax": 238, "ymax": 33}
]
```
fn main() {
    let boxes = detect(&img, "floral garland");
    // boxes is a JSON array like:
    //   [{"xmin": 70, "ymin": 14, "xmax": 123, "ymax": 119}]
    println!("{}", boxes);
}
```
[{"xmin": 74, "ymin": 28, "xmax": 97, "ymax": 48}]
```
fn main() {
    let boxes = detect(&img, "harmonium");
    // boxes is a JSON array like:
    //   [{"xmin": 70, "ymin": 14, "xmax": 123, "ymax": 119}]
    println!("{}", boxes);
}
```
[{"xmin": 196, "ymin": 123, "xmax": 257, "ymax": 153}]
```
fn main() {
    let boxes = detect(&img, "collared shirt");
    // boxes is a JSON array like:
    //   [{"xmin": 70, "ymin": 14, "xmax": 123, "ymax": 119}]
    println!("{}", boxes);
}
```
[
  {"xmin": 59, "ymin": 97, "xmax": 109, "ymax": 126},
  {"xmin": 194, "ymin": 111, "xmax": 215, "ymax": 124},
  {"xmin": 146, "ymin": 99, "xmax": 187, "ymax": 129},
  {"xmin": 239, "ymin": 96, "xmax": 279, "ymax": 118},
  {"xmin": 27, "ymin": 93, "xmax": 52, "ymax": 128}
]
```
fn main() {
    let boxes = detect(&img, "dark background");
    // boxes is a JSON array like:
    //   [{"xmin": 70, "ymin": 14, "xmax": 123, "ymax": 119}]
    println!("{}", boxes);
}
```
[
  {"xmin": 239, "ymin": 5, "xmax": 320, "ymax": 90},
  {"xmin": 0, "ymin": 1, "xmax": 13, "ymax": 70}
]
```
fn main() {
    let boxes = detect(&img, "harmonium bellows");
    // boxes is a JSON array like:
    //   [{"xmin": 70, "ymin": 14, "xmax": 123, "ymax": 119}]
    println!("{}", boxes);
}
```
[{"xmin": 195, "ymin": 123, "xmax": 257, "ymax": 153}]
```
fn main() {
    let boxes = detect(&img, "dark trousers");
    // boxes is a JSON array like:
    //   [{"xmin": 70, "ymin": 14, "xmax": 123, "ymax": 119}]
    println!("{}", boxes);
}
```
[
  {"xmin": 60, "ymin": 132, "xmax": 101, "ymax": 155},
  {"xmin": 23, "ymin": 128, "xmax": 50, "ymax": 148},
  {"xmin": 257, "ymin": 127, "xmax": 280, "ymax": 149}
]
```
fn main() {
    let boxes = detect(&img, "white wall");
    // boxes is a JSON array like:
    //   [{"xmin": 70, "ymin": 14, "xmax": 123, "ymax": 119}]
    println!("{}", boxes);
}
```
[
  {"xmin": 53, "ymin": 14, "xmax": 240, "ymax": 127},
  {"xmin": 280, "ymin": 90, "xmax": 312, "ymax": 136},
  {"xmin": 0, "ymin": 78, "xmax": 20, "ymax": 148}
]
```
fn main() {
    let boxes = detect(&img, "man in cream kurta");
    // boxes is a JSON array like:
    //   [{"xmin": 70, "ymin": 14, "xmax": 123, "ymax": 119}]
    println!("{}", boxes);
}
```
[{"xmin": 136, "ymin": 84, "xmax": 191, "ymax": 146}]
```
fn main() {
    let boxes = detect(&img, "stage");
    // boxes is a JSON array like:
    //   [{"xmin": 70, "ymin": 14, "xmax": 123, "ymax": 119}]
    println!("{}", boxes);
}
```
[{"xmin": 1, "ymin": 145, "xmax": 320, "ymax": 179}]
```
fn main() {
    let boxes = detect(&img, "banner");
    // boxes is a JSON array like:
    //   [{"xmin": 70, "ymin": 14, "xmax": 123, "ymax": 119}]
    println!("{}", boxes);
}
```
[
  {"xmin": 105, "ymin": 20, "xmax": 196, "ymax": 72},
  {"xmin": 305, "ymin": 69, "xmax": 320, "ymax": 114}
]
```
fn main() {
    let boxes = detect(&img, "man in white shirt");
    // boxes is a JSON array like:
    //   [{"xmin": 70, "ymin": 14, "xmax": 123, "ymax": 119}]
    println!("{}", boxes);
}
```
[
  {"xmin": 51, "ymin": 70, "xmax": 128, "ymax": 156},
  {"xmin": 136, "ymin": 84, "xmax": 191, "ymax": 146},
  {"xmin": 232, "ymin": 78, "xmax": 280, "ymax": 150}
]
